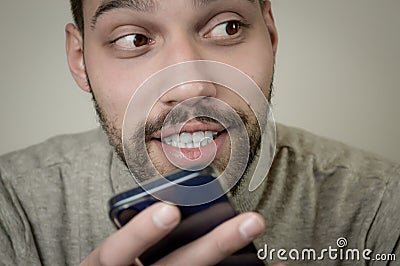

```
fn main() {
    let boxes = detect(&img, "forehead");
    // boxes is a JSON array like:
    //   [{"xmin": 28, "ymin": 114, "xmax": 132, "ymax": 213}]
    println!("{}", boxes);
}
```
[
  {"xmin": 84, "ymin": 0, "xmax": 257, "ymax": 17},
  {"xmin": 86, "ymin": 0, "xmax": 256, "ymax": 8},
  {"xmin": 83, "ymin": 0, "xmax": 259, "ymax": 32}
]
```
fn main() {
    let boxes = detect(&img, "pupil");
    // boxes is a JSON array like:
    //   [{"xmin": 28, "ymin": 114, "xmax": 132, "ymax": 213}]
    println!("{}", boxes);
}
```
[
  {"xmin": 226, "ymin": 22, "xmax": 239, "ymax": 35},
  {"xmin": 134, "ymin": 34, "xmax": 148, "ymax": 47}
]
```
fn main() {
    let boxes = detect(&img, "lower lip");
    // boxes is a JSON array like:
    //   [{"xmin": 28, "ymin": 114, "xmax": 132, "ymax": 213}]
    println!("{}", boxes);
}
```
[{"xmin": 152, "ymin": 131, "xmax": 228, "ymax": 169}]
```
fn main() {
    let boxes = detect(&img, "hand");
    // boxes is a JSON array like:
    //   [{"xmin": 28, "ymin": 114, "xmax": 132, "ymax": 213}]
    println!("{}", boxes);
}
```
[{"xmin": 80, "ymin": 202, "xmax": 266, "ymax": 266}]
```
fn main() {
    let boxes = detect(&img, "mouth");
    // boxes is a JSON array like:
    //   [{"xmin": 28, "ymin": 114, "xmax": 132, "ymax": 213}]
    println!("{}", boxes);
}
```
[
  {"xmin": 159, "ymin": 130, "xmax": 221, "ymax": 148},
  {"xmin": 151, "ymin": 121, "xmax": 227, "ymax": 147},
  {"xmin": 149, "ymin": 122, "xmax": 229, "ymax": 166}
]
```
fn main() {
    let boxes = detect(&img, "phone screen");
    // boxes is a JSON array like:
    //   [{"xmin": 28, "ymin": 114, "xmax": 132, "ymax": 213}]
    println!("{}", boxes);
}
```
[{"xmin": 108, "ymin": 167, "xmax": 264, "ymax": 265}]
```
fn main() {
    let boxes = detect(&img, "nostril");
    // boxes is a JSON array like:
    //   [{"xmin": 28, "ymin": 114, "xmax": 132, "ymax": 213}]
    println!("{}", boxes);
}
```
[
  {"xmin": 164, "ymin": 96, "xmax": 207, "ymax": 108},
  {"xmin": 159, "ymin": 82, "xmax": 218, "ymax": 105},
  {"xmin": 164, "ymin": 100, "xmax": 178, "ymax": 107}
]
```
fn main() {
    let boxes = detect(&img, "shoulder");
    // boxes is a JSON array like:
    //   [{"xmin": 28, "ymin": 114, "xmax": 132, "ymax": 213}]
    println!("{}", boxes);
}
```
[
  {"xmin": 275, "ymin": 123, "xmax": 399, "ymax": 183},
  {"xmin": 261, "ymin": 124, "xmax": 400, "ymax": 254},
  {"xmin": 0, "ymin": 129, "xmax": 114, "ymax": 264},
  {"xmin": 0, "ymin": 128, "xmax": 112, "ymax": 179}
]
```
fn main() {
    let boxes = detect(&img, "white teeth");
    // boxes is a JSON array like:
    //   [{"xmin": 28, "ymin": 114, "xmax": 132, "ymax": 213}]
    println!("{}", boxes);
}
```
[
  {"xmin": 186, "ymin": 143, "xmax": 194, "ymax": 148},
  {"xmin": 205, "ymin": 131, "xmax": 213, "ymax": 139},
  {"xmin": 179, "ymin": 143, "xmax": 187, "ymax": 148},
  {"xmin": 192, "ymin": 131, "xmax": 205, "ymax": 143},
  {"xmin": 180, "ymin": 132, "xmax": 192, "ymax": 144},
  {"xmin": 200, "ymin": 139, "xmax": 209, "ymax": 147},
  {"xmin": 161, "ymin": 130, "xmax": 219, "ymax": 148}
]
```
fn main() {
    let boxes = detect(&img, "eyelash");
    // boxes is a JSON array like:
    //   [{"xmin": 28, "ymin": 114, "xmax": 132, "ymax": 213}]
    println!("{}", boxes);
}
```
[
  {"xmin": 109, "ymin": 18, "xmax": 251, "ymax": 53},
  {"xmin": 207, "ymin": 19, "xmax": 251, "ymax": 38},
  {"xmin": 110, "ymin": 34, "xmax": 153, "ymax": 49}
]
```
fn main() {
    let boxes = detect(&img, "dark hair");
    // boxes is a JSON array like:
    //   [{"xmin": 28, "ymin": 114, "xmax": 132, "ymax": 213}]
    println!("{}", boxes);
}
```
[
  {"xmin": 70, "ymin": 0, "xmax": 84, "ymax": 33},
  {"xmin": 69, "ymin": 0, "xmax": 266, "ymax": 33}
]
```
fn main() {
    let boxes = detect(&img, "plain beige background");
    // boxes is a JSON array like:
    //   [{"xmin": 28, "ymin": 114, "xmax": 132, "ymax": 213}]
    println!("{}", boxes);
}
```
[{"xmin": 0, "ymin": 0, "xmax": 399, "ymax": 162}]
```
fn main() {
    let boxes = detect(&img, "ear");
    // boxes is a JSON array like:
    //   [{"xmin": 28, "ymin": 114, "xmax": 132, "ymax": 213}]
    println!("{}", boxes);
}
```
[
  {"xmin": 262, "ymin": 1, "xmax": 278, "ymax": 59},
  {"xmin": 65, "ymin": 23, "xmax": 91, "ymax": 93}
]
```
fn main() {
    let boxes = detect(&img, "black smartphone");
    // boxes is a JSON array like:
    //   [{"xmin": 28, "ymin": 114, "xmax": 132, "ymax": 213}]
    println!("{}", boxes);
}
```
[{"xmin": 108, "ymin": 166, "xmax": 264, "ymax": 265}]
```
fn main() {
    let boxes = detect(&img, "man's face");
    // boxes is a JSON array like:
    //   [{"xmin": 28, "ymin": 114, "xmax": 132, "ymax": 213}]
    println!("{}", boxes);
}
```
[{"xmin": 68, "ymin": 0, "xmax": 277, "ymax": 180}]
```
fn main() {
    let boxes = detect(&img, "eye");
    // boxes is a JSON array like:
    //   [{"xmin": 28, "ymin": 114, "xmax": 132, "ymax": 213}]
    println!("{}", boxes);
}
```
[
  {"xmin": 207, "ymin": 21, "xmax": 241, "ymax": 38},
  {"xmin": 114, "ymin": 34, "xmax": 151, "ymax": 49}
]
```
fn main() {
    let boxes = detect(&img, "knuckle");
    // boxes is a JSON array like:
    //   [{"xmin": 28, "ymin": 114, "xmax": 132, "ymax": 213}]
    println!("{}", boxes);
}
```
[
  {"xmin": 215, "ymin": 237, "xmax": 235, "ymax": 257},
  {"xmin": 97, "ymin": 257, "xmax": 110, "ymax": 266},
  {"xmin": 97, "ymin": 245, "xmax": 113, "ymax": 266}
]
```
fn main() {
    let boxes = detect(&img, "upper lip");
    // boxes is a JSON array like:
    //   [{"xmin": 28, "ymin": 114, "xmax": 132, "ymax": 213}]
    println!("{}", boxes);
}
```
[{"xmin": 152, "ymin": 121, "xmax": 226, "ymax": 139}]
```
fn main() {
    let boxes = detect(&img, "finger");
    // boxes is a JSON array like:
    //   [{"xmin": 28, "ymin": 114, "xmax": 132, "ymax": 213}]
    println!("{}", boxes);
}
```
[
  {"xmin": 157, "ymin": 212, "xmax": 265, "ymax": 266},
  {"xmin": 85, "ymin": 202, "xmax": 180, "ymax": 266}
]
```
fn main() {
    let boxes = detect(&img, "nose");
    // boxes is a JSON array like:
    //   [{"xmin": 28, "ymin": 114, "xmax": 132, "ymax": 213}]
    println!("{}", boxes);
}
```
[
  {"xmin": 160, "ymin": 82, "xmax": 217, "ymax": 106},
  {"xmin": 158, "ymin": 33, "xmax": 217, "ymax": 106}
]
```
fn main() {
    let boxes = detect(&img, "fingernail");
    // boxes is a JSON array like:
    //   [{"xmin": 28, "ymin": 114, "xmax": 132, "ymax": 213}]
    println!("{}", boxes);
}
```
[
  {"xmin": 239, "ymin": 215, "xmax": 265, "ymax": 240},
  {"xmin": 152, "ymin": 204, "xmax": 179, "ymax": 229}
]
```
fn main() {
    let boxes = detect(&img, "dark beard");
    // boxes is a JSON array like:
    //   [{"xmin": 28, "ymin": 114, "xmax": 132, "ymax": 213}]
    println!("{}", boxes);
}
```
[
  {"xmin": 93, "ymin": 93, "xmax": 262, "ymax": 186},
  {"xmin": 92, "ymin": 93, "xmax": 125, "ymax": 162},
  {"xmin": 87, "ymin": 66, "xmax": 274, "ymax": 189}
]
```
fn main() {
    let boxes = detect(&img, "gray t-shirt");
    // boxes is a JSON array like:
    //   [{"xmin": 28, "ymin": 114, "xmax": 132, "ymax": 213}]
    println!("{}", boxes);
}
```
[{"xmin": 0, "ymin": 124, "xmax": 399, "ymax": 265}]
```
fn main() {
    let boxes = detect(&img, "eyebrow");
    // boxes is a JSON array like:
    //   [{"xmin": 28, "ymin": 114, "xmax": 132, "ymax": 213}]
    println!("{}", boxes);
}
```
[
  {"xmin": 91, "ymin": 0, "xmax": 155, "ymax": 29},
  {"xmin": 91, "ymin": 0, "xmax": 256, "ymax": 30}
]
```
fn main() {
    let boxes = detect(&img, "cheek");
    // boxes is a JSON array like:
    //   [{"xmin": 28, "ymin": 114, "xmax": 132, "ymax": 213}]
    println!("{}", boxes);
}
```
[
  {"xmin": 242, "ymin": 46, "xmax": 273, "ymax": 96},
  {"xmin": 236, "ymin": 27, "xmax": 275, "ymax": 97},
  {"xmin": 84, "ymin": 49, "xmax": 148, "ymax": 127},
  {"xmin": 218, "ymin": 47, "xmax": 273, "ymax": 112}
]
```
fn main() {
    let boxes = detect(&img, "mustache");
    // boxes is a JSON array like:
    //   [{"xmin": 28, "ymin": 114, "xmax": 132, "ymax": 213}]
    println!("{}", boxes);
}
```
[{"xmin": 144, "ymin": 103, "xmax": 250, "ymax": 140}]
